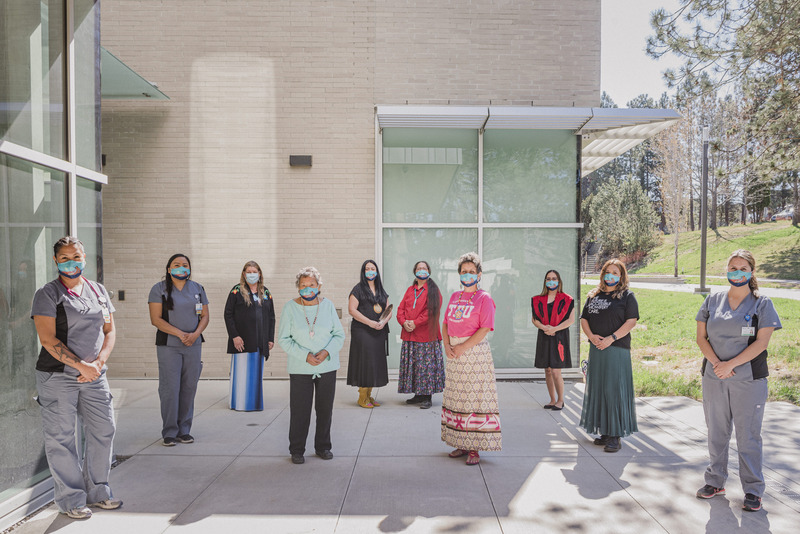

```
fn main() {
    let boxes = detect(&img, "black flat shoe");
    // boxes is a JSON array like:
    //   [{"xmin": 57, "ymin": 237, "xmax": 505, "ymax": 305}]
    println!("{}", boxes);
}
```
[
  {"xmin": 406, "ymin": 395, "xmax": 424, "ymax": 405},
  {"xmin": 543, "ymin": 404, "xmax": 555, "ymax": 409},
  {"xmin": 603, "ymin": 436, "xmax": 622, "ymax": 453},
  {"xmin": 551, "ymin": 405, "xmax": 563, "ymax": 411},
  {"xmin": 315, "ymin": 450, "xmax": 333, "ymax": 460},
  {"xmin": 291, "ymin": 454, "xmax": 305, "ymax": 464},
  {"xmin": 593, "ymin": 435, "xmax": 609, "ymax": 446}
]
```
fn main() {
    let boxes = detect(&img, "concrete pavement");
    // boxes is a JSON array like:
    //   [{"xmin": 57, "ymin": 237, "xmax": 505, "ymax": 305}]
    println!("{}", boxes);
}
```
[
  {"xmin": 582, "ymin": 278, "xmax": 800, "ymax": 301},
  {"xmin": 10, "ymin": 379, "xmax": 800, "ymax": 534}
]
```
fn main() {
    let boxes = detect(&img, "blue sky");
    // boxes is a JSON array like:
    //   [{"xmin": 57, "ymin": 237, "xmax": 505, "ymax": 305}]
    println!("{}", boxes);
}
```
[{"xmin": 601, "ymin": 0, "xmax": 684, "ymax": 106}]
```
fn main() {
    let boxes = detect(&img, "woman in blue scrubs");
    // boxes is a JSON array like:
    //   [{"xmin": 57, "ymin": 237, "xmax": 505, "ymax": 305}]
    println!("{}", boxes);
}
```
[
  {"xmin": 695, "ymin": 249, "xmax": 782, "ymax": 512},
  {"xmin": 32, "ymin": 236, "xmax": 121, "ymax": 519},
  {"xmin": 148, "ymin": 254, "xmax": 209, "ymax": 446}
]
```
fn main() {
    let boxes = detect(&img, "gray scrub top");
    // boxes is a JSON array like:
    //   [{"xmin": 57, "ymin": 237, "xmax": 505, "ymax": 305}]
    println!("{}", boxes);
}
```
[
  {"xmin": 148, "ymin": 280, "xmax": 209, "ymax": 347},
  {"xmin": 31, "ymin": 278, "xmax": 116, "ymax": 362},
  {"xmin": 696, "ymin": 292, "xmax": 782, "ymax": 381}
]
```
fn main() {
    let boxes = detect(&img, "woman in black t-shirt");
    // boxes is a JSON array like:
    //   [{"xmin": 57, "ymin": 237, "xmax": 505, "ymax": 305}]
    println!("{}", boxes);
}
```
[{"xmin": 579, "ymin": 258, "xmax": 639, "ymax": 453}]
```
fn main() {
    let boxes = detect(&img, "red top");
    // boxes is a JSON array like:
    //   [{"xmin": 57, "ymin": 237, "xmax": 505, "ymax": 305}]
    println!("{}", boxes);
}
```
[
  {"xmin": 396, "ymin": 281, "xmax": 442, "ymax": 342},
  {"xmin": 531, "ymin": 292, "xmax": 573, "ymax": 326}
]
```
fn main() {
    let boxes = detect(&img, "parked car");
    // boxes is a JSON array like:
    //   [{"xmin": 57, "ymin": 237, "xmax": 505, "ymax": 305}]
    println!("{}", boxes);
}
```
[{"xmin": 775, "ymin": 209, "xmax": 794, "ymax": 221}]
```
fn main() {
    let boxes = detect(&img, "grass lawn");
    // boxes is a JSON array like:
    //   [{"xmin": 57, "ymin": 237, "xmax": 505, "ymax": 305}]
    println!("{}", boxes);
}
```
[
  {"xmin": 632, "ymin": 221, "xmax": 800, "ymax": 281},
  {"xmin": 579, "ymin": 285, "xmax": 800, "ymax": 405}
]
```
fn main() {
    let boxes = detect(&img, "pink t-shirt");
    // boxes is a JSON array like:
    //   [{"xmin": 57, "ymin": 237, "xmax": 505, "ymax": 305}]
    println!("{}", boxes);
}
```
[{"xmin": 443, "ymin": 289, "xmax": 496, "ymax": 338}]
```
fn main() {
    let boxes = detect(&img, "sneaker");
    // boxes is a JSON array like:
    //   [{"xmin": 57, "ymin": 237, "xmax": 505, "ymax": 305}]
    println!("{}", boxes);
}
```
[
  {"xmin": 89, "ymin": 498, "xmax": 123, "ymax": 510},
  {"xmin": 64, "ymin": 506, "xmax": 92, "ymax": 519},
  {"xmin": 696, "ymin": 484, "xmax": 726, "ymax": 499},
  {"xmin": 603, "ymin": 436, "xmax": 621, "ymax": 453},
  {"xmin": 291, "ymin": 454, "xmax": 305, "ymax": 464},
  {"xmin": 316, "ymin": 450, "xmax": 333, "ymax": 460},
  {"xmin": 593, "ymin": 435, "xmax": 609, "ymax": 446},
  {"xmin": 743, "ymin": 493, "xmax": 762, "ymax": 511},
  {"xmin": 162, "ymin": 437, "xmax": 177, "ymax": 447},
  {"xmin": 176, "ymin": 434, "xmax": 194, "ymax": 444},
  {"xmin": 406, "ymin": 395, "xmax": 424, "ymax": 405}
]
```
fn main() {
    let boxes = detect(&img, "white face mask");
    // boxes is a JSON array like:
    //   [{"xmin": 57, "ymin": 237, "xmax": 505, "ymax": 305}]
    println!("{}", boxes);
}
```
[{"xmin": 245, "ymin": 272, "xmax": 260, "ymax": 285}]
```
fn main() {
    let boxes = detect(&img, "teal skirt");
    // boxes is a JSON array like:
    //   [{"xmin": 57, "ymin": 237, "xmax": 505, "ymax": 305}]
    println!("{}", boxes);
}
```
[{"xmin": 579, "ymin": 345, "xmax": 638, "ymax": 437}]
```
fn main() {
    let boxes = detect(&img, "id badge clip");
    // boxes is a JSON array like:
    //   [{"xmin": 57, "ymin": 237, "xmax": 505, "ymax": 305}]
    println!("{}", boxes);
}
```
[
  {"xmin": 102, "ymin": 307, "xmax": 111, "ymax": 324},
  {"xmin": 741, "ymin": 326, "xmax": 755, "ymax": 336}
]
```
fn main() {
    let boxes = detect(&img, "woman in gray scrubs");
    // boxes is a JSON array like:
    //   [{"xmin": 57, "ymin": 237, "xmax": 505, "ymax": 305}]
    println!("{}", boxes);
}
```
[
  {"xmin": 695, "ymin": 249, "xmax": 782, "ymax": 512},
  {"xmin": 31, "ymin": 236, "xmax": 121, "ymax": 520},
  {"xmin": 148, "ymin": 254, "xmax": 209, "ymax": 446}
]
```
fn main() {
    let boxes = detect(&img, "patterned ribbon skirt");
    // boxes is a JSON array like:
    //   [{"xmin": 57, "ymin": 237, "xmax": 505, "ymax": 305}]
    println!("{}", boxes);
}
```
[{"xmin": 441, "ymin": 337, "xmax": 502, "ymax": 451}]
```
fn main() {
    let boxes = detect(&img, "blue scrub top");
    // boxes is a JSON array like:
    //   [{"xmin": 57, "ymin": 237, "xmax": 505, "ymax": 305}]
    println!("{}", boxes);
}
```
[
  {"xmin": 696, "ymin": 292, "xmax": 782, "ymax": 381},
  {"xmin": 148, "ymin": 280, "xmax": 209, "ymax": 347}
]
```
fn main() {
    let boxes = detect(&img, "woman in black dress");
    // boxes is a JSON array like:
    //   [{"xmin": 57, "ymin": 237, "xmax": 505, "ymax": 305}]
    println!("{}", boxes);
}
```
[
  {"xmin": 531, "ymin": 270, "xmax": 575, "ymax": 411},
  {"xmin": 346, "ymin": 260, "xmax": 391, "ymax": 408}
]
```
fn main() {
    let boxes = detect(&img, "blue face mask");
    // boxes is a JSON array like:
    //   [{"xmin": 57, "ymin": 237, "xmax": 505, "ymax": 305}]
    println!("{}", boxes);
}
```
[
  {"xmin": 460, "ymin": 273, "xmax": 479, "ymax": 287},
  {"xmin": 299, "ymin": 286, "xmax": 320, "ymax": 300},
  {"xmin": 365, "ymin": 270, "xmax": 377, "ymax": 281},
  {"xmin": 170, "ymin": 267, "xmax": 190, "ymax": 280},
  {"xmin": 57, "ymin": 260, "xmax": 85, "ymax": 279},
  {"xmin": 604, "ymin": 273, "xmax": 620, "ymax": 286},
  {"xmin": 546, "ymin": 280, "xmax": 559, "ymax": 290},
  {"xmin": 727, "ymin": 270, "xmax": 752, "ymax": 287},
  {"xmin": 18, "ymin": 271, "xmax": 27, "ymax": 279},
  {"xmin": 245, "ymin": 273, "xmax": 260, "ymax": 285},
  {"xmin": 415, "ymin": 269, "xmax": 430, "ymax": 280}
]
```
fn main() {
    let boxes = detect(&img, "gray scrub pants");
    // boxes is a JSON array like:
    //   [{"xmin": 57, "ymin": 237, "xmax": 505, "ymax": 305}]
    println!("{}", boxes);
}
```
[
  {"xmin": 35, "ymin": 368, "xmax": 115, "ymax": 512},
  {"xmin": 156, "ymin": 344, "xmax": 203, "ymax": 438},
  {"xmin": 702, "ymin": 375, "xmax": 768, "ymax": 496}
]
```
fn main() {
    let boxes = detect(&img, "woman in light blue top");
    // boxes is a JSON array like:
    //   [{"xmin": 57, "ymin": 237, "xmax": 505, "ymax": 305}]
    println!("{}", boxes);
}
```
[
  {"xmin": 278, "ymin": 266, "xmax": 345, "ymax": 464},
  {"xmin": 695, "ymin": 249, "xmax": 782, "ymax": 512}
]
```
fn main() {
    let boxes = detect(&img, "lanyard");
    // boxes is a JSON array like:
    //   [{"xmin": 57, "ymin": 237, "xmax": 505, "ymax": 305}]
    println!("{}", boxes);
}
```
[{"xmin": 59, "ymin": 276, "xmax": 103, "ymax": 300}]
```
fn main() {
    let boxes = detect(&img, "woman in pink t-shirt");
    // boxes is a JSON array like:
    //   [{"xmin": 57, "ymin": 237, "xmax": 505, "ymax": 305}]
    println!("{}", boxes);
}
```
[{"xmin": 441, "ymin": 252, "xmax": 502, "ymax": 465}]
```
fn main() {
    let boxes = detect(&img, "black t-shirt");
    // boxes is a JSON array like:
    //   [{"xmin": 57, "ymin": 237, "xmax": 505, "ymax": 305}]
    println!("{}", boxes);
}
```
[{"xmin": 580, "ymin": 290, "xmax": 639, "ymax": 349}]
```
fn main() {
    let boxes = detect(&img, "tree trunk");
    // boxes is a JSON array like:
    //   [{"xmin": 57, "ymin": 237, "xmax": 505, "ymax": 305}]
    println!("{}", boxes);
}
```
[
  {"xmin": 793, "ymin": 174, "xmax": 799, "ymax": 226},
  {"xmin": 673, "ymin": 229, "xmax": 679, "ymax": 277},
  {"xmin": 689, "ymin": 193, "xmax": 695, "ymax": 231},
  {"xmin": 710, "ymin": 189, "xmax": 718, "ymax": 230}
]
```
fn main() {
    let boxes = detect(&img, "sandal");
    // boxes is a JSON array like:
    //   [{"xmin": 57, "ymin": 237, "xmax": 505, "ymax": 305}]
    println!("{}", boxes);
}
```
[
  {"xmin": 466, "ymin": 451, "xmax": 480, "ymax": 465},
  {"xmin": 448, "ymin": 448, "xmax": 468, "ymax": 458}
]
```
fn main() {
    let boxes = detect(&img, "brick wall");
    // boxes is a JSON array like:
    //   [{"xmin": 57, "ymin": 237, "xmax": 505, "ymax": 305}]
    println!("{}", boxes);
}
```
[{"xmin": 100, "ymin": 0, "xmax": 600, "ymax": 378}]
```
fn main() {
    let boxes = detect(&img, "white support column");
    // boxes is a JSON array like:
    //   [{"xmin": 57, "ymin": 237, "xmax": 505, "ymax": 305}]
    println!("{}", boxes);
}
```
[{"xmin": 65, "ymin": 0, "xmax": 78, "ymax": 236}]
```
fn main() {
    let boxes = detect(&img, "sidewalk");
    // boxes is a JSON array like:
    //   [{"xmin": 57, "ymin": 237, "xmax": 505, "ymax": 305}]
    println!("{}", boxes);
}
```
[
  {"xmin": 581, "ymin": 278, "xmax": 800, "ymax": 301},
  {"xmin": 11, "ymin": 380, "xmax": 800, "ymax": 534}
]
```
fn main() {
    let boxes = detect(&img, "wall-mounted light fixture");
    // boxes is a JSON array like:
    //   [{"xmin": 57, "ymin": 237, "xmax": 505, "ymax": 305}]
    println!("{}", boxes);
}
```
[{"xmin": 289, "ymin": 155, "xmax": 312, "ymax": 167}]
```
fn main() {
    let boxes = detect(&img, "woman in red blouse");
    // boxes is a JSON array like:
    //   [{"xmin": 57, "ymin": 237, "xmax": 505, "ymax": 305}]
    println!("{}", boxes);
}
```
[{"xmin": 396, "ymin": 261, "xmax": 444, "ymax": 409}]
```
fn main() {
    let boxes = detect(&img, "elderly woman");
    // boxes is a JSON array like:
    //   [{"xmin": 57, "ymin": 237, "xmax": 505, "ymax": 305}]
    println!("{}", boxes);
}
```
[
  {"xmin": 148, "ymin": 254, "xmax": 210, "ymax": 446},
  {"xmin": 31, "ymin": 236, "xmax": 121, "ymax": 520},
  {"xmin": 695, "ymin": 250, "xmax": 781, "ymax": 512},
  {"xmin": 441, "ymin": 252, "xmax": 501, "ymax": 465},
  {"xmin": 278, "ymin": 267, "xmax": 345, "ymax": 464},
  {"xmin": 579, "ymin": 258, "xmax": 639, "ymax": 453},
  {"xmin": 224, "ymin": 261, "xmax": 276, "ymax": 411}
]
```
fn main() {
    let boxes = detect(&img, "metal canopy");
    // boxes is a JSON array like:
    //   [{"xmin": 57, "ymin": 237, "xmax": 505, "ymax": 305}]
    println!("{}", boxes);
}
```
[
  {"xmin": 101, "ymin": 47, "xmax": 169, "ymax": 100},
  {"xmin": 375, "ymin": 105, "xmax": 681, "ymax": 177}
]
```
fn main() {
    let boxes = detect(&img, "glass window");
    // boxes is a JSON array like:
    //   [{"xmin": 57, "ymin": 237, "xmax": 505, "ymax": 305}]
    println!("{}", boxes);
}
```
[
  {"xmin": 381, "ymin": 228, "xmax": 478, "ymax": 367},
  {"xmin": 482, "ymin": 228, "xmax": 580, "ymax": 368},
  {"xmin": 74, "ymin": 0, "xmax": 101, "ymax": 171},
  {"xmin": 483, "ymin": 129, "xmax": 577, "ymax": 223},
  {"xmin": 0, "ymin": 154, "xmax": 66, "ymax": 502},
  {"xmin": 77, "ymin": 177, "xmax": 102, "ymax": 282},
  {"xmin": 0, "ymin": 0, "xmax": 66, "ymax": 159},
  {"xmin": 382, "ymin": 128, "xmax": 478, "ymax": 224}
]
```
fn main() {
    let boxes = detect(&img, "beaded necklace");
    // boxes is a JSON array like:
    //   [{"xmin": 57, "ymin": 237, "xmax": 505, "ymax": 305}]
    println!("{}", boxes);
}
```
[
  {"xmin": 453, "ymin": 289, "xmax": 478, "ymax": 319},
  {"xmin": 302, "ymin": 298, "xmax": 320, "ymax": 338}
]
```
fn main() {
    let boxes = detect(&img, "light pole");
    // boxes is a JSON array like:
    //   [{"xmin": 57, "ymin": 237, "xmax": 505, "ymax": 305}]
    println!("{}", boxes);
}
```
[{"xmin": 695, "ymin": 125, "xmax": 710, "ymax": 295}]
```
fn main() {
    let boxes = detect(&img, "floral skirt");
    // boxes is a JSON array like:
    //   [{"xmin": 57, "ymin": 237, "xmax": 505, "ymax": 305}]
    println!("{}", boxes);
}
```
[
  {"xmin": 397, "ymin": 340, "xmax": 445, "ymax": 395},
  {"xmin": 441, "ymin": 337, "xmax": 502, "ymax": 451},
  {"xmin": 579, "ymin": 345, "xmax": 638, "ymax": 437}
]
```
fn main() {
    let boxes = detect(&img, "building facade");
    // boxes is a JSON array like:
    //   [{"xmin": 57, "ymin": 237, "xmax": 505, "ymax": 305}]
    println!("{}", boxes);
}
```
[{"xmin": 99, "ymin": 0, "xmax": 601, "ymax": 379}]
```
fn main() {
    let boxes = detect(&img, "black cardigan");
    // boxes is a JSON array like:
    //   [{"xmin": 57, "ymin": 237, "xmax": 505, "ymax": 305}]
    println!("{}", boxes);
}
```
[{"xmin": 223, "ymin": 284, "xmax": 276, "ymax": 358}]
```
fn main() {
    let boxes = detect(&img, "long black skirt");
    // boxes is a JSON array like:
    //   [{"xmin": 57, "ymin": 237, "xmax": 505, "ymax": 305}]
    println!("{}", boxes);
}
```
[{"xmin": 346, "ymin": 325, "xmax": 389, "ymax": 387}]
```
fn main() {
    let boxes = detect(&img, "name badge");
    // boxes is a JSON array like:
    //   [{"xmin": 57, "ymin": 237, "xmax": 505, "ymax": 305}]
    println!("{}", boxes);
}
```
[
  {"xmin": 102, "ymin": 307, "xmax": 111, "ymax": 324},
  {"xmin": 196, "ymin": 302, "xmax": 203, "ymax": 315},
  {"xmin": 741, "ymin": 326, "xmax": 755, "ymax": 336}
]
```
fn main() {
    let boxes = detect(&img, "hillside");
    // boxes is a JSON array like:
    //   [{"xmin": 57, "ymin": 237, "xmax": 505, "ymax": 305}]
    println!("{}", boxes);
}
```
[{"xmin": 632, "ymin": 221, "xmax": 800, "ymax": 280}]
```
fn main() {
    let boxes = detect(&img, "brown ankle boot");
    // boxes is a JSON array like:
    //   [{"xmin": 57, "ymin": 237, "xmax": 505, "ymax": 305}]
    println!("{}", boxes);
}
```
[
  {"xmin": 367, "ymin": 387, "xmax": 380, "ymax": 407},
  {"xmin": 357, "ymin": 387, "xmax": 374, "ymax": 408}
]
